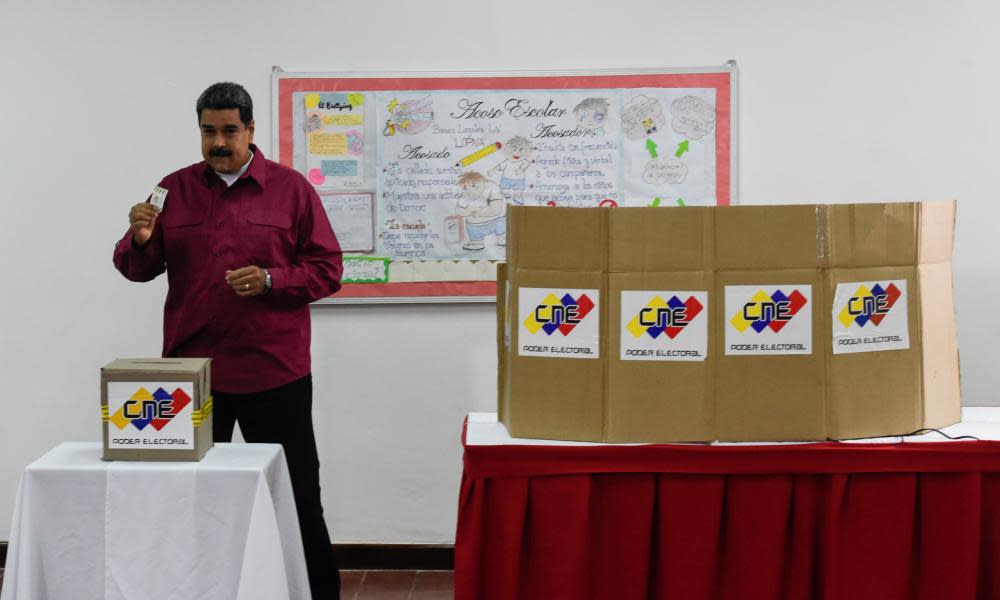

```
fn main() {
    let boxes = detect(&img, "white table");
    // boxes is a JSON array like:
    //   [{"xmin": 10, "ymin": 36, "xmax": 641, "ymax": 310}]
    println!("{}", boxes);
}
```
[
  {"xmin": 467, "ymin": 406, "xmax": 1000, "ymax": 445},
  {"xmin": 1, "ymin": 443, "xmax": 311, "ymax": 600}
]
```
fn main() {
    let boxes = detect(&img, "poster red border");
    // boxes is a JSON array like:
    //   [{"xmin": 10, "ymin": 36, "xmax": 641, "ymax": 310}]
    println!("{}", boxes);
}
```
[{"xmin": 275, "ymin": 71, "xmax": 733, "ymax": 301}]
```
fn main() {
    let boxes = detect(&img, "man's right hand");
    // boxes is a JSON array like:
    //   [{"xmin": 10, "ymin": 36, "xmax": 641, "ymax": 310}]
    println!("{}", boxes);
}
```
[{"xmin": 129, "ymin": 203, "xmax": 158, "ymax": 247}]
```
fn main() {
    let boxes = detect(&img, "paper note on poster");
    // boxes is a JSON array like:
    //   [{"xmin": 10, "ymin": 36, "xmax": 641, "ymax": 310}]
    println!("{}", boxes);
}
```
[
  {"xmin": 320, "ymin": 192, "xmax": 375, "ymax": 252},
  {"xmin": 303, "ymin": 92, "xmax": 365, "ymax": 188},
  {"xmin": 342, "ymin": 257, "xmax": 390, "ymax": 283}
]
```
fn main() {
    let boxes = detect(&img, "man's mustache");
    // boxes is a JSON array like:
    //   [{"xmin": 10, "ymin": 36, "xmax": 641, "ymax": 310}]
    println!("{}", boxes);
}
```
[{"xmin": 209, "ymin": 148, "xmax": 233, "ymax": 157}]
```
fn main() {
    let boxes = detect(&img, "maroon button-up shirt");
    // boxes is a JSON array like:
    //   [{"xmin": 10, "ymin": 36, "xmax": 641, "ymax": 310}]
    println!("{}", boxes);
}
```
[{"xmin": 114, "ymin": 145, "xmax": 342, "ymax": 393}]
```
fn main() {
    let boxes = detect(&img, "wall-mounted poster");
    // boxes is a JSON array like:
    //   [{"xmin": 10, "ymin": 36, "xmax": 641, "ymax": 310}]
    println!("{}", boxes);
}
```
[{"xmin": 273, "ymin": 66, "xmax": 738, "ymax": 302}]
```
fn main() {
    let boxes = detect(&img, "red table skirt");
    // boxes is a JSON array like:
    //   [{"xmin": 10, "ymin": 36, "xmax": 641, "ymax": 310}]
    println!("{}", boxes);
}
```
[{"xmin": 456, "ymin": 429, "xmax": 1000, "ymax": 600}]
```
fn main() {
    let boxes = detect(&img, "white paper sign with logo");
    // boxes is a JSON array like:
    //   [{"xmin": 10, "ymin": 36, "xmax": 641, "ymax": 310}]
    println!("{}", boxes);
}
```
[
  {"xmin": 832, "ymin": 280, "xmax": 910, "ymax": 354},
  {"xmin": 620, "ymin": 291, "xmax": 708, "ymax": 361},
  {"xmin": 106, "ymin": 381, "xmax": 195, "ymax": 450},
  {"xmin": 518, "ymin": 288, "xmax": 600, "ymax": 359},
  {"xmin": 725, "ymin": 285, "xmax": 813, "ymax": 356}
]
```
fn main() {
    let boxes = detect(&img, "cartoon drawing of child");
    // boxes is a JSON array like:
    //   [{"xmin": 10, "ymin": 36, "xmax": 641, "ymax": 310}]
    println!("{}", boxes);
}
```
[
  {"xmin": 487, "ymin": 136, "xmax": 534, "ymax": 205},
  {"xmin": 455, "ymin": 171, "xmax": 505, "ymax": 250},
  {"xmin": 304, "ymin": 112, "xmax": 322, "ymax": 133},
  {"xmin": 573, "ymin": 98, "xmax": 610, "ymax": 134}
]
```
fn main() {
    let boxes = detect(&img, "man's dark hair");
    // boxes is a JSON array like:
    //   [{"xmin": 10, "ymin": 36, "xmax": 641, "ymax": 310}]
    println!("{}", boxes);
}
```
[{"xmin": 196, "ymin": 82, "xmax": 253, "ymax": 126}]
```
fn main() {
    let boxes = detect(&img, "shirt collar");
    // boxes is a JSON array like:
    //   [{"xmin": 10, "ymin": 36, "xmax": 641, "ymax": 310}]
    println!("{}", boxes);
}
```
[
  {"xmin": 202, "ymin": 143, "xmax": 268, "ymax": 188},
  {"xmin": 244, "ymin": 144, "xmax": 267, "ymax": 187}
]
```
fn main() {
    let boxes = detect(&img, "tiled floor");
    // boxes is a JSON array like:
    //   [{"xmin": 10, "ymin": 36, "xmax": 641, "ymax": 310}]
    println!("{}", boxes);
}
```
[
  {"xmin": 0, "ymin": 568, "xmax": 454, "ymax": 599},
  {"xmin": 343, "ymin": 570, "xmax": 453, "ymax": 599}
]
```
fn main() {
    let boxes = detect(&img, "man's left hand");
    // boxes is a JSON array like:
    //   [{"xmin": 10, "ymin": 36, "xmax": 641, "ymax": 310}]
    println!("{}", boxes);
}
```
[{"xmin": 225, "ymin": 266, "xmax": 266, "ymax": 297}]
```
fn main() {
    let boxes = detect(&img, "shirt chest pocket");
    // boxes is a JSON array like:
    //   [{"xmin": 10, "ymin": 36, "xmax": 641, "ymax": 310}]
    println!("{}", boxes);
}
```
[
  {"xmin": 246, "ymin": 210, "xmax": 294, "ymax": 264},
  {"xmin": 247, "ymin": 211, "xmax": 292, "ymax": 230},
  {"xmin": 163, "ymin": 215, "xmax": 205, "ymax": 229},
  {"xmin": 161, "ymin": 213, "xmax": 206, "ymax": 262}
]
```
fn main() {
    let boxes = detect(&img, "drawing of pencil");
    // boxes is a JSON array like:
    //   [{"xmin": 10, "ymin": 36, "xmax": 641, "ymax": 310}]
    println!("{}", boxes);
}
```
[{"xmin": 456, "ymin": 142, "xmax": 502, "ymax": 167}]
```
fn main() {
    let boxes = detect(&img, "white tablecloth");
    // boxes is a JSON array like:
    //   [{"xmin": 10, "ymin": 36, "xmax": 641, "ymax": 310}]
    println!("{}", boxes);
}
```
[
  {"xmin": 1, "ymin": 443, "xmax": 310, "ymax": 600},
  {"xmin": 467, "ymin": 407, "xmax": 1000, "ymax": 446}
]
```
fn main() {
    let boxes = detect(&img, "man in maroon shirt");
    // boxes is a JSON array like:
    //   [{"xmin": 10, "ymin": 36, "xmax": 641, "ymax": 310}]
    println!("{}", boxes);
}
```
[{"xmin": 114, "ymin": 82, "xmax": 342, "ymax": 599}]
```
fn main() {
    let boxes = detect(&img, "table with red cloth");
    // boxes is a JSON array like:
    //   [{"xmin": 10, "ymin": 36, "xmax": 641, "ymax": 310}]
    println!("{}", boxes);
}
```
[{"xmin": 455, "ymin": 408, "xmax": 1000, "ymax": 600}]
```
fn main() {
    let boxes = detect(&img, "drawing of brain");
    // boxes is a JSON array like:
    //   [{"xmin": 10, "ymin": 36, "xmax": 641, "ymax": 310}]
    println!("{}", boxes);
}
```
[
  {"xmin": 622, "ymin": 95, "xmax": 665, "ymax": 140},
  {"xmin": 670, "ymin": 96, "xmax": 716, "ymax": 140},
  {"xmin": 642, "ymin": 157, "xmax": 688, "ymax": 185}
]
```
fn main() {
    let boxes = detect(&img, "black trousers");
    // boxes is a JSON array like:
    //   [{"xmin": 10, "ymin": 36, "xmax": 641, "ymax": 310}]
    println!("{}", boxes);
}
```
[{"xmin": 212, "ymin": 374, "xmax": 340, "ymax": 600}]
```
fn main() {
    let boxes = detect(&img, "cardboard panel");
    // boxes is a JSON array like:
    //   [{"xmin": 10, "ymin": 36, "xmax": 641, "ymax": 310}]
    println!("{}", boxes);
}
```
[
  {"xmin": 827, "ymin": 267, "xmax": 922, "ymax": 439},
  {"xmin": 715, "ymin": 270, "xmax": 826, "ymax": 441},
  {"xmin": 607, "ymin": 272, "xmax": 714, "ymax": 442},
  {"xmin": 919, "ymin": 200, "xmax": 957, "ymax": 265},
  {"xmin": 715, "ymin": 205, "xmax": 821, "ymax": 270},
  {"xmin": 505, "ymin": 270, "xmax": 606, "ymax": 441},
  {"xmin": 508, "ymin": 206, "xmax": 607, "ymax": 272},
  {"xmin": 608, "ymin": 207, "xmax": 714, "ymax": 272},
  {"xmin": 827, "ymin": 203, "xmax": 919, "ymax": 268},
  {"xmin": 918, "ymin": 261, "xmax": 962, "ymax": 429}
]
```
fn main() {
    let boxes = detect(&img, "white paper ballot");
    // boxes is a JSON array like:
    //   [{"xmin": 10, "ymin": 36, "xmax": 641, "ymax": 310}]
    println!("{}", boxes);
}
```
[{"xmin": 150, "ymin": 186, "xmax": 168, "ymax": 212}]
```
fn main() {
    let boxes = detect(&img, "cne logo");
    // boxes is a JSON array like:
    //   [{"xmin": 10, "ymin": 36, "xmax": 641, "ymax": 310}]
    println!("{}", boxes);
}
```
[
  {"xmin": 838, "ymin": 283, "xmax": 901, "ymax": 328},
  {"xmin": 523, "ymin": 292, "xmax": 595, "ymax": 336},
  {"xmin": 110, "ymin": 387, "xmax": 191, "ymax": 431},
  {"xmin": 626, "ymin": 295, "xmax": 703, "ymax": 340},
  {"xmin": 730, "ymin": 289, "xmax": 808, "ymax": 333}
]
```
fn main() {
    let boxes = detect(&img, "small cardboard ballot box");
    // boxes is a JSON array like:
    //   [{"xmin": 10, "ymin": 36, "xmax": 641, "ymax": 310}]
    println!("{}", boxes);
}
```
[
  {"xmin": 101, "ymin": 358, "xmax": 213, "ymax": 461},
  {"xmin": 498, "ymin": 201, "xmax": 961, "ymax": 443}
]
